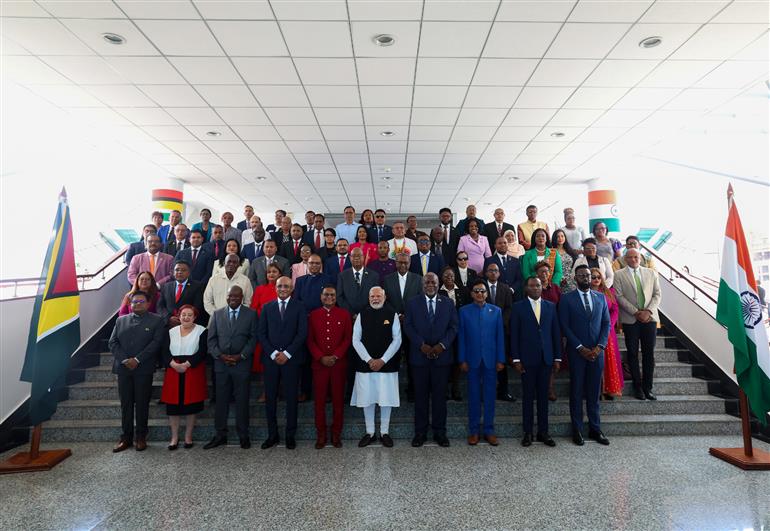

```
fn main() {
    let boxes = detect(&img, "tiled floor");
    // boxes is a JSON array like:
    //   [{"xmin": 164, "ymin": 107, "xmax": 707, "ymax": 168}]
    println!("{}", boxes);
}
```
[{"xmin": 1, "ymin": 436, "xmax": 769, "ymax": 530}]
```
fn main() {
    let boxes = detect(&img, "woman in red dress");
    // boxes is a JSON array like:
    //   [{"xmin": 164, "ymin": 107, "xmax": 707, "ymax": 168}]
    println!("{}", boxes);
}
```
[
  {"xmin": 591, "ymin": 267, "xmax": 624, "ymax": 399},
  {"xmin": 161, "ymin": 305, "xmax": 207, "ymax": 450},
  {"xmin": 349, "ymin": 225, "xmax": 378, "ymax": 266},
  {"xmin": 250, "ymin": 263, "xmax": 282, "ymax": 400}
]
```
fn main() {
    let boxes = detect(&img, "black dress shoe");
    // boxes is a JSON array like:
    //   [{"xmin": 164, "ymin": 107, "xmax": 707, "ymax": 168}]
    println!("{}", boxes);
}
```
[
  {"xmin": 589, "ymin": 430, "xmax": 610, "ymax": 445},
  {"xmin": 183, "ymin": 442, "xmax": 194, "ymax": 449},
  {"xmin": 240, "ymin": 438, "xmax": 251, "ymax": 449},
  {"xmin": 521, "ymin": 433, "xmax": 533, "ymax": 447},
  {"xmin": 644, "ymin": 391, "xmax": 657, "ymax": 401},
  {"xmin": 286, "ymin": 437, "xmax": 296, "ymax": 450},
  {"xmin": 497, "ymin": 393, "xmax": 516, "ymax": 402},
  {"xmin": 203, "ymin": 436, "xmax": 227, "ymax": 450},
  {"xmin": 434, "ymin": 434, "xmax": 450, "ymax": 447},
  {"xmin": 380, "ymin": 433, "xmax": 394, "ymax": 447},
  {"xmin": 358, "ymin": 433, "xmax": 374, "ymax": 447},
  {"xmin": 536, "ymin": 433, "xmax": 556, "ymax": 447},
  {"xmin": 634, "ymin": 389, "xmax": 646, "ymax": 400},
  {"xmin": 261, "ymin": 436, "xmax": 279, "ymax": 450},
  {"xmin": 572, "ymin": 431, "xmax": 585, "ymax": 446},
  {"xmin": 412, "ymin": 434, "xmax": 426, "ymax": 447}
]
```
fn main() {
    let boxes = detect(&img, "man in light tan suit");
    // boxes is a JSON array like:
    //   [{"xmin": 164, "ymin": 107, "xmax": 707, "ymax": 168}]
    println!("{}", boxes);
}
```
[{"xmin": 614, "ymin": 249, "xmax": 661, "ymax": 401}]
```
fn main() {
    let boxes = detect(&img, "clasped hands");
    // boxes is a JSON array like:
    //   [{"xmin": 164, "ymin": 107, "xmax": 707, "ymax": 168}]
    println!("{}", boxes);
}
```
[
  {"xmin": 122, "ymin": 357, "xmax": 139, "ymax": 370},
  {"xmin": 420, "ymin": 342, "xmax": 444, "ymax": 360},
  {"xmin": 169, "ymin": 359, "xmax": 190, "ymax": 373},
  {"xmin": 634, "ymin": 309, "xmax": 653, "ymax": 323},
  {"xmin": 320, "ymin": 355, "xmax": 337, "ymax": 367},
  {"xmin": 220, "ymin": 353, "xmax": 243, "ymax": 366},
  {"xmin": 579, "ymin": 346, "xmax": 602, "ymax": 361},
  {"xmin": 367, "ymin": 358, "xmax": 385, "ymax": 371}
]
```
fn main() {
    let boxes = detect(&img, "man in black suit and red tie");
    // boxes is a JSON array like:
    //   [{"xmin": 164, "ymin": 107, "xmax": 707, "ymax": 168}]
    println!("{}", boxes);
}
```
[
  {"xmin": 157, "ymin": 260, "xmax": 206, "ymax": 326},
  {"xmin": 280, "ymin": 223, "xmax": 305, "ymax": 264},
  {"xmin": 176, "ymin": 230, "xmax": 214, "ymax": 285},
  {"xmin": 324, "ymin": 238, "xmax": 351, "ymax": 285},
  {"xmin": 302, "ymin": 213, "xmax": 327, "ymax": 251},
  {"xmin": 484, "ymin": 208, "xmax": 515, "ymax": 251},
  {"xmin": 438, "ymin": 208, "xmax": 460, "ymax": 267}
]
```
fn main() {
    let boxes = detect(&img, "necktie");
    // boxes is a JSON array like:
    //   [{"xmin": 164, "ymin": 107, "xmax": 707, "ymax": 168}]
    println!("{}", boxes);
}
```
[
  {"xmin": 634, "ymin": 269, "xmax": 646, "ymax": 309},
  {"xmin": 339, "ymin": 256, "xmax": 345, "ymax": 272},
  {"xmin": 533, "ymin": 299, "xmax": 540, "ymax": 324},
  {"xmin": 378, "ymin": 226, "xmax": 383, "ymax": 241},
  {"xmin": 315, "ymin": 231, "xmax": 321, "ymax": 249},
  {"xmin": 192, "ymin": 249, "xmax": 198, "ymax": 266},
  {"xmin": 175, "ymin": 282, "xmax": 183, "ymax": 303},
  {"xmin": 149, "ymin": 254, "xmax": 156, "ymax": 275},
  {"xmin": 498, "ymin": 224, "xmax": 502, "ymax": 236},
  {"xmin": 293, "ymin": 241, "xmax": 299, "ymax": 254},
  {"xmin": 177, "ymin": 241, "xmax": 181, "ymax": 252},
  {"xmin": 215, "ymin": 241, "xmax": 220, "ymax": 256},
  {"xmin": 280, "ymin": 300, "xmax": 286, "ymax": 320},
  {"xmin": 582, "ymin": 292, "xmax": 592, "ymax": 316},
  {"xmin": 428, "ymin": 298, "xmax": 435, "ymax": 322},
  {"xmin": 255, "ymin": 243, "xmax": 262, "ymax": 256},
  {"xmin": 443, "ymin": 225, "xmax": 449, "ymax": 243},
  {"xmin": 490, "ymin": 284, "xmax": 496, "ymax": 302},
  {"xmin": 500, "ymin": 256, "xmax": 507, "ymax": 273},
  {"xmin": 355, "ymin": 271, "xmax": 361, "ymax": 286},
  {"xmin": 230, "ymin": 309, "xmax": 237, "ymax": 324},
  {"xmin": 421, "ymin": 254, "xmax": 428, "ymax": 275}
]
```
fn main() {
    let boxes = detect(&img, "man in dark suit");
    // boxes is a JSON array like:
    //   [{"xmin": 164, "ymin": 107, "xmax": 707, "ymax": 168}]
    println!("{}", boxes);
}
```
[
  {"xmin": 294, "ymin": 254, "xmax": 331, "ymax": 315},
  {"xmin": 258, "ymin": 277, "xmax": 308, "ymax": 450},
  {"xmin": 484, "ymin": 263, "xmax": 515, "ymax": 403},
  {"xmin": 248, "ymin": 239, "xmax": 290, "ymax": 287},
  {"xmin": 157, "ymin": 260, "xmax": 206, "ymax": 326},
  {"xmin": 367, "ymin": 208, "xmax": 393, "ymax": 244},
  {"xmin": 265, "ymin": 209, "xmax": 285, "ymax": 233},
  {"xmin": 302, "ymin": 213, "xmax": 326, "ymax": 251},
  {"xmin": 164, "ymin": 223, "xmax": 190, "ymax": 256},
  {"xmin": 241, "ymin": 225, "xmax": 266, "ymax": 262},
  {"xmin": 203, "ymin": 224, "xmax": 226, "ymax": 262},
  {"xmin": 176, "ymin": 229, "xmax": 214, "ymax": 285},
  {"xmin": 438, "ymin": 208, "xmax": 460, "ymax": 267},
  {"xmin": 510, "ymin": 276, "xmax": 561, "ymax": 448},
  {"xmin": 124, "ymin": 224, "xmax": 156, "ymax": 266},
  {"xmin": 302, "ymin": 210, "xmax": 315, "ymax": 234},
  {"xmin": 271, "ymin": 216, "xmax": 292, "ymax": 246},
  {"xmin": 324, "ymin": 238, "xmax": 351, "ymax": 285},
  {"xmin": 483, "ymin": 236, "xmax": 523, "ymax": 299},
  {"xmin": 204, "ymin": 285, "xmax": 258, "ymax": 450},
  {"xmin": 279, "ymin": 223, "xmax": 305, "ymax": 264},
  {"xmin": 455, "ymin": 204, "xmax": 485, "ymax": 236},
  {"xmin": 559, "ymin": 265, "xmax": 611, "ymax": 446},
  {"xmin": 108, "ymin": 290, "xmax": 165, "ymax": 452},
  {"xmin": 484, "ymin": 208, "xmax": 515, "ymax": 250},
  {"xmin": 410, "ymin": 234, "xmax": 445, "ymax": 277},
  {"xmin": 404, "ymin": 273, "xmax": 458, "ymax": 447},
  {"xmin": 383, "ymin": 252, "xmax": 423, "ymax": 401},
  {"xmin": 236, "ymin": 205, "xmax": 254, "ymax": 231},
  {"xmin": 336, "ymin": 248, "xmax": 379, "ymax": 318}
]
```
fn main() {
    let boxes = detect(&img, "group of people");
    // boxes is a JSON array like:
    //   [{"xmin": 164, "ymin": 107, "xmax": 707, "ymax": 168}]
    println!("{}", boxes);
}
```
[{"xmin": 110, "ymin": 203, "xmax": 661, "ymax": 451}]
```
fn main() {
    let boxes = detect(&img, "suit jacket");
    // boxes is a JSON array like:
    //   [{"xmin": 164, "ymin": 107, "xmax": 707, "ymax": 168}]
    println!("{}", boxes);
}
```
[
  {"xmin": 157, "ymin": 224, "xmax": 172, "ymax": 244},
  {"xmin": 127, "ymin": 252, "xmax": 175, "ymax": 286},
  {"xmin": 302, "ymin": 228, "xmax": 326, "ymax": 250},
  {"xmin": 336, "ymin": 267, "xmax": 379, "ymax": 316},
  {"xmin": 436, "ymin": 226, "xmax": 461, "ymax": 267},
  {"xmin": 510, "ymin": 298, "xmax": 561, "ymax": 366},
  {"xmin": 207, "ymin": 304, "xmax": 258, "ymax": 373},
  {"xmin": 164, "ymin": 239, "xmax": 189, "ymax": 256},
  {"xmin": 613, "ymin": 267, "xmax": 661, "ymax": 325},
  {"xmin": 203, "ymin": 239, "xmax": 227, "ymax": 262},
  {"xmin": 257, "ymin": 297, "xmax": 308, "ymax": 363},
  {"xmin": 558, "ymin": 289, "xmax": 611, "ymax": 354},
  {"xmin": 271, "ymin": 229, "xmax": 289, "ymax": 245},
  {"xmin": 248, "ymin": 254, "xmax": 291, "ymax": 287},
  {"xmin": 486, "ymin": 281, "xmax": 514, "ymax": 334},
  {"xmin": 241, "ymin": 240, "xmax": 266, "ymax": 262},
  {"xmin": 451, "ymin": 266, "xmax": 478, "ymax": 297},
  {"xmin": 124, "ymin": 241, "xmax": 145, "ymax": 266},
  {"xmin": 324, "ymin": 254, "xmax": 351, "ymax": 285},
  {"xmin": 382, "ymin": 271, "xmax": 422, "ymax": 315},
  {"xmin": 403, "ymin": 295, "xmax": 458, "ymax": 366},
  {"xmin": 409, "ymin": 252, "xmax": 446, "ymax": 277},
  {"xmin": 294, "ymin": 272, "xmax": 332, "ymax": 314},
  {"xmin": 457, "ymin": 303, "xmax": 505, "ymax": 369},
  {"xmin": 156, "ymin": 279, "xmax": 206, "ymax": 325},
  {"xmin": 367, "ymin": 224, "xmax": 393, "ymax": 244},
  {"xmin": 483, "ymin": 254, "xmax": 523, "ymax": 300},
  {"xmin": 236, "ymin": 219, "xmax": 248, "ymax": 231},
  {"xmin": 484, "ymin": 221, "xmax": 515, "ymax": 250},
  {"xmin": 279, "ymin": 240, "xmax": 305, "ymax": 264},
  {"xmin": 456, "ymin": 216, "xmax": 485, "ymax": 236},
  {"xmin": 108, "ymin": 312, "xmax": 165, "ymax": 375},
  {"xmin": 175, "ymin": 247, "xmax": 214, "ymax": 284}
]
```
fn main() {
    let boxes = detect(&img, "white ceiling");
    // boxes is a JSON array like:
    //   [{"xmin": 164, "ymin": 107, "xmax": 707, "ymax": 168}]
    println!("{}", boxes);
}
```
[{"xmin": 1, "ymin": 0, "xmax": 768, "ymax": 216}]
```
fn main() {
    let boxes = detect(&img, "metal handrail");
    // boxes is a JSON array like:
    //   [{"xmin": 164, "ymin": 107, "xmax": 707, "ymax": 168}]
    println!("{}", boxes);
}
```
[{"xmin": 639, "ymin": 242, "xmax": 718, "ymax": 305}]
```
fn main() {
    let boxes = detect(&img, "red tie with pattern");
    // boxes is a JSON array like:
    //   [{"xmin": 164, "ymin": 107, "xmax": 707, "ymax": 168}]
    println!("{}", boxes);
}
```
[
  {"xmin": 175, "ymin": 282, "xmax": 183, "ymax": 303},
  {"xmin": 339, "ymin": 256, "xmax": 345, "ymax": 272},
  {"xmin": 294, "ymin": 241, "xmax": 299, "ymax": 254},
  {"xmin": 315, "ymin": 231, "xmax": 321, "ymax": 249}
]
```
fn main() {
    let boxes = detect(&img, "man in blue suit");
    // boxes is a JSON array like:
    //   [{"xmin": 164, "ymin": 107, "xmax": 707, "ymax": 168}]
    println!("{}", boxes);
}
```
[
  {"xmin": 559, "ymin": 265, "xmax": 611, "ymax": 446},
  {"xmin": 510, "ymin": 276, "xmax": 561, "ymax": 447},
  {"xmin": 458, "ymin": 278, "xmax": 505, "ymax": 446},
  {"xmin": 367, "ymin": 209, "xmax": 393, "ymax": 244},
  {"xmin": 241, "ymin": 225, "xmax": 266, "ymax": 262},
  {"xmin": 483, "ymin": 236, "xmax": 523, "ymax": 300},
  {"xmin": 257, "ymin": 276, "xmax": 308, "ymax": 450},
  {"xmin": 404, "ymin": 273, "xmax": 458, "ymax": 447},
  {"xmin": 175, "ymin": 229, "xmax": 214, "ymax": 285},
  {"xmin": 324, "ymin": 238, "xmax": 351, "ymax": 285},
  {"xmin": 409, "ymin": 235, "xmax": 445, "ymax": 277}
]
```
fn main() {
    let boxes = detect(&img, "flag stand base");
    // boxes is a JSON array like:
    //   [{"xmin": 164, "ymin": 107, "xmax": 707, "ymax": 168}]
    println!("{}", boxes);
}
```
[
  {"xmin": 0, "ymin": 424, "xmax": 71, "ymax": 475},
  {"xmin": 709, "ymin": 447, "xmax": 770, "ymax": 470}
]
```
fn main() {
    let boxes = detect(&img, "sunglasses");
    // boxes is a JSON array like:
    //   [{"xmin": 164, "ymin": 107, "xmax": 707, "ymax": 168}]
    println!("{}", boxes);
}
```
[
  {"xmin": 472, "ymin": 288, "xmax": 487, "ymax": 293},
  {"xmin": 591, "ymin": 275, "xmax": 602, "ymax": 280},
  {"xmin": 375, "ymin": 214, "xmax": 385, "ymax": 218},
  {"xmin": 457, "ymin": 256, "xmax": 468, "ymax": 261}
]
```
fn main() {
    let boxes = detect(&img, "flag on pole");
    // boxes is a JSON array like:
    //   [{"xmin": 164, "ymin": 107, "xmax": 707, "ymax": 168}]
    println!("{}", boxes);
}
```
[
  {"xmin": 716, "ymin": 184, "xmax": 770, "ymax": 424},
  {"xmin": 19, "ymin": 188, "xmax": 81, "ymax": 425}
]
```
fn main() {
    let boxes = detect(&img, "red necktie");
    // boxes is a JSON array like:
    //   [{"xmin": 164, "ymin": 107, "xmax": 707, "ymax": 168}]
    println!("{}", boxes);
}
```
[
  {"xmin": 339, "ymin": 256, "xmax": 345, "ymax": 272},
  {"xmin": 214, "ymin": 241, "xmax": 219, "ymax": 256},
  {"xmin": 175, "ymin": 282, "xmax": 183, "ymax": 303},
  {"xmin": 315, "ymin": 230, "xmax": 321, "ymax": 249},
  {"xmin": 293, "ymin": 241, "xmax": 299, "ymax": 254}
]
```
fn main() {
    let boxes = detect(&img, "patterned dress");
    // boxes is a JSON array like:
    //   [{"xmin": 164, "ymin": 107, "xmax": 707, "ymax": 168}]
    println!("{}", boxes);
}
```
[
  {"xmin": 602, "ymin": 288, "xmax": 624, "ymax": 396},
  {"xmin": 558, "ymin": 251, "xmax": 576, "ymax": 293}
]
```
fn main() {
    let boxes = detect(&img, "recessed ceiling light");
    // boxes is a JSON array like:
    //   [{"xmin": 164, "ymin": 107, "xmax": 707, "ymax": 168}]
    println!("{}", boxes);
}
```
[
  {"xmin": 639, "ymin": 36, "xmax": 662, "ymax": 49},
  {"xmin": 463, "ymin": 197, "xmax": 470, "ymax": 201},
  {"xmin": 283, "ymin": 202, "xmax": 290, "ymax": 206},
  {"xmin": 483, "ymin": 202, "xmax": 492, "ymax": 206},
  {"xmin": 373, "ymin": 34, "xmax": 395, "ymax": 47},
  {"xmin": 255, "ymin": 175, "xmax": 267, "ymax": 180},
  {"xmin": 384, "ymin": 184, "xmax": 392, "ymax": 189},
  {"xmin": 304, "ymin": 196, "xmax": 313, "ymax": 200},
  {"xmin": 382, "ymin": 175, "xmax": 392, "ymax": 181},
  {"xmin": 206, "ymin": 130, "xmax": 222, "ymax": 137},
  {"xmin": 102, "ymin": 33, "xmax": 125, "ymax": 45},
  {"xmin": 508, "ymin": 176, "xmax": 520, "ymax": 180},
  {"xmin": 383, "ymin": 167, "xmax": 392, "ymax": 173},
  {"xmin": 550, "ymin": 131, "xmax": 565, "ymax": 138},
  {"xmin": 380, "ymin": 130, "xmax": 395, "ymax": 137}
]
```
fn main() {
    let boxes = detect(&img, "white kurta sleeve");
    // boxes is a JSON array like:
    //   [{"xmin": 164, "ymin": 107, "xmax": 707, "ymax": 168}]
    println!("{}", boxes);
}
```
[{"xmin": 352, "ymin": 314, "xmax": 372, "ymax": 363}]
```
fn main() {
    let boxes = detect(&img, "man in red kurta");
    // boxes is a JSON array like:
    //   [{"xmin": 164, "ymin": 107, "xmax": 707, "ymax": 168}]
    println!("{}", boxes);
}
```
[{"xmin": 307, "ymin": 285, "xmax": 352, "ymax": 448}]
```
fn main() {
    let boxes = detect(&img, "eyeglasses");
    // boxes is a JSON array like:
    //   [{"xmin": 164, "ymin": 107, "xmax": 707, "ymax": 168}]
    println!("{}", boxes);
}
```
[
  {"xmin": 375, "ymin": 214, "xmax": 385, "ymax": 218},
  {"xmin": 472, "ymin": 288, "xmax": 487, "ymax": 293},
  {"xmin": 130, "ymin": 300, "xmax": 147, "ymax": 305},
  {"xmin": 457, "ymin": 256, "xmax": 468, "ymax": 261},
  {"xmin": 590, "ymin": 275, "xmax": 602, "ymax": 280}
]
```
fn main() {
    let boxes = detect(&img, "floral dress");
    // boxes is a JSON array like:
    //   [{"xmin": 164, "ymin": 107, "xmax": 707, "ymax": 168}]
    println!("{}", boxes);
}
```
[{"xmin": 558, "ymin": 251, "xmax": 576, "ymax": 293}]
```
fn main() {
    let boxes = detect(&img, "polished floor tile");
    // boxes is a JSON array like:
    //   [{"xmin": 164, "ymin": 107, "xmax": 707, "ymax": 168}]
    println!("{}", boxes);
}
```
[{"xmin": 1, "ymin": 436, "xmax": 769, "ymax": 530}]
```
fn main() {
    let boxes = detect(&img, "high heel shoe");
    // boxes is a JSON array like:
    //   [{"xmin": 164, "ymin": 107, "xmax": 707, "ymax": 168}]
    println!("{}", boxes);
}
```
[
  {"xmin": 168, "ymin": 443, "xmax": 179, "ymax": 451},
  {"xmin": 183, "ymin": 442, "xmax": 194, "ymax": 449}
]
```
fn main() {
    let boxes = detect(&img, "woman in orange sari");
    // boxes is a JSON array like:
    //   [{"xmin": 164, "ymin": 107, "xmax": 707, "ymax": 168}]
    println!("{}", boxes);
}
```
[
  {"xmin": 591, "ymin": 267, "xmax": 624, "ymax": 398},
  {"xmin": 250, "ymin": 263, "xmax": 282, "ymax": 401}
]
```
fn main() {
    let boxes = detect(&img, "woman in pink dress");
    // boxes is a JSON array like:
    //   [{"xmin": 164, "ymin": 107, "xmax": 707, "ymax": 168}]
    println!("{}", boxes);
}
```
[
  {"xmin": 349, "ymin": 226, "xmax": 377, "ymax": 266},
  {"xmin": 290, "ymin": 244, "xmax": 313, "ymax": 279},
  {"xmin": 591, "ymin": 267, "xmax": 624, "ymax": 398},
  {"xmin": 456, "ymin": 219, "xmax": 492, "ymax": 274},
  {"xmin": 118, "ymin": 271, "xmax": 159, "ymax": 315}
]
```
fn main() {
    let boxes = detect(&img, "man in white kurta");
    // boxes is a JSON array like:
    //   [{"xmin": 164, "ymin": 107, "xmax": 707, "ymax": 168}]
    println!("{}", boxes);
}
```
[
  {"xmin": 351, "ymin": 286, "xmax": 402, "ymax": 448},
  {"xmin": 203, "ymin": 254, "xmax": 253, "ymax": 315}
]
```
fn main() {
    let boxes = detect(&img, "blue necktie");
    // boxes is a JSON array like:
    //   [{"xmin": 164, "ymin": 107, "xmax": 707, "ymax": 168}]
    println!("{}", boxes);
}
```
[{"xmin": 428, "ymin": 298, "xmax": 435, "ymax": 322}]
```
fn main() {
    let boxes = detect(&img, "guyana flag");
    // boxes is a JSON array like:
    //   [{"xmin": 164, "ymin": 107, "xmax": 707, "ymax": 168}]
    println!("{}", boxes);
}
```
[
  {"xmin": 20, "ymin": 188, "xmax": 81, "ymax": 425},
  {"xmin": 716, "ymin": 185, "xmax": 770, "ymax": 424}
]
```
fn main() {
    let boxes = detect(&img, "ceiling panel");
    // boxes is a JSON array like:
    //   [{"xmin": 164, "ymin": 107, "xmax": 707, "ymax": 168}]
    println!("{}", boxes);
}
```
[
  {"xmin": 136, "ymin": 20, "xmax": 222, "ymax": 56},
  {"xmin": 546, "ymin": 23, "xmax": 630, "ymax": 59},
  {"xmin": 419, "ymin": 22, "xmax": 491, "ymax": 57}
]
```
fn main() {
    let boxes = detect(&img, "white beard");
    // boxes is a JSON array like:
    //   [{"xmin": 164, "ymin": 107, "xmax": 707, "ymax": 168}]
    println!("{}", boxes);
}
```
[{"xmin": 370, "ymin": 301, "xmax": 384, "ymax": 310}]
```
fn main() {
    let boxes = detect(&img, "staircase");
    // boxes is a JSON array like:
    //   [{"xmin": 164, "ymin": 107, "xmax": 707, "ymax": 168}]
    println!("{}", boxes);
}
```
[{"xmin": 44, "ymin": 330, "xmax": 740, "ymax": 442}]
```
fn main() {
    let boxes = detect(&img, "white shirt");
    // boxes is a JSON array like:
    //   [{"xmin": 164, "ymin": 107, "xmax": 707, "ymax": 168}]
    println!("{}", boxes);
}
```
[
  {"xmin": 458, "ymin": 267, "xmax": 468, "ymax": 285},
  {"xmin": 270, "ymin": 296, "xmax": 294, "ymax": 360},
  {"xmin": 398, "ymin": 272, "xmax": 408, "ymax": 296}
]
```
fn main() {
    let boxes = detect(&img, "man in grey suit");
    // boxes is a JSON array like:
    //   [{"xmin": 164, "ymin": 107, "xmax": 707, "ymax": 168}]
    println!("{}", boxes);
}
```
[
  {"xmin": 204, "ymin": 285, "xmax": 259, "ymax": 449},
  {"xmin": 108, "ymin": 290, "xmax": 165, "ymax": 453},
  {"xmin": 336, "ymin": 247, "xmax": 379, "ymax": 318},
  {"xmin": 248, "ymin": 239, "xmax": 290, "ymax": 288},
  {"xmin": 383, "ymin": 252, "xmax": 423, "ymax": 401}
]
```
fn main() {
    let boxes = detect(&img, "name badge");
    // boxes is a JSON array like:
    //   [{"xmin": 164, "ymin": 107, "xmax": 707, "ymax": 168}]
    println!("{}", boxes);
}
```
[
  {"xmin": 384, "ymin": 320, "xmax": 391, "ymax": 325},
  {"xmin": 145, "ymin": 327, "xmax": 150, "ymax": 331}
]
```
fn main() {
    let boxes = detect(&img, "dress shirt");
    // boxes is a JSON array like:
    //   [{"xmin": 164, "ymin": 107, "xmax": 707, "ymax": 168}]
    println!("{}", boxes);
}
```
[
  {"xmin": 203, "ymin": 270, "xmax": 253, "ymax": 315},
  {"xmin": 270, "ymin": 296, "xmax": 293, "ymax": 360},
  {"xmin": 398, "ymin": 272, "xmax": 407, "ymax": 297},
  {"xmin": 335, "ymin": 222, "xmax": 361, "ymax": 244},
  {"xmin": 575, "ymin": 288, "xmax": 602, "ymax": 351},
  {"xmin": 528, "ymin": 296, "xmax": 541, "ymax": 322},
  {"xmin": 458, "ymin": 267, "xmax": 468, "ymax": 285}
]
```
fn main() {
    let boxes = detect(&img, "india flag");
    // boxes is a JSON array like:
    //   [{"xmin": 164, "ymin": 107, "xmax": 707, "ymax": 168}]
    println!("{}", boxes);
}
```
[
  {"xmin": 588, "ymin": 189, "xmax": 620, "ymax": 233},
  {"xmin": 716, "ymin": 185, "xmax": 770, "ymax": 424}
]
